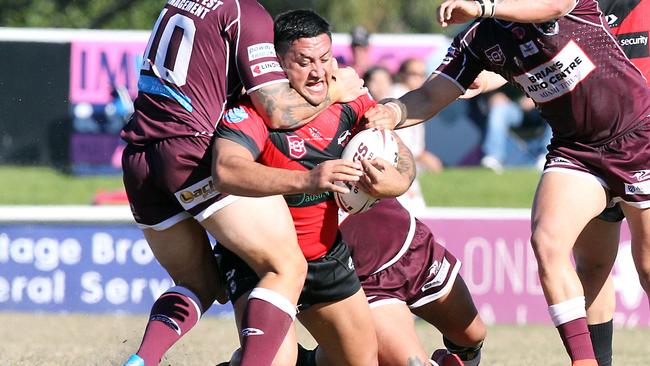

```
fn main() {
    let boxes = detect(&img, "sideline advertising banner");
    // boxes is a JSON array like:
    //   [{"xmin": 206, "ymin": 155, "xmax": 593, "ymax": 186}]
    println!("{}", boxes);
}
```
[
  {"xmin": 2, "ymin": 207, "xmax": 646, "ymax": 326},
  {"xmin": 421, "ymin": 214, "xmax": 648, "ymax": 328}
]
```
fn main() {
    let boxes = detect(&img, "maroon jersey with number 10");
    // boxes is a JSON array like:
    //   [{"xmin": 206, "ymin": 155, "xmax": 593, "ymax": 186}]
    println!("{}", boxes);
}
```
[{"xmin": 122, "ymin": 0, "xmax": 288, "ymax": 146}]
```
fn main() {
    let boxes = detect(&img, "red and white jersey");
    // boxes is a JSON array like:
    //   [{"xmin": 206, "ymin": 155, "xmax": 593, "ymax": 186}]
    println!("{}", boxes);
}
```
[
  {"xmin": 122, "ymin": 0, "xmax": 288, "ymax": 145},
  {"xmin": 598, "ymin": 0, "xmax": 650, "ymax": 85},
  {"xmin": 216, "ymin": 94, "xmax": 375, "ymax": 260},
  {"xmin": 436, "ymin": 0, "xmax": 650, "ymax": 146}
]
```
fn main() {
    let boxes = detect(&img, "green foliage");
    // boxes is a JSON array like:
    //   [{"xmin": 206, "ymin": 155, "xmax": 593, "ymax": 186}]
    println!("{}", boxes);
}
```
[
  {"xmin": 0, "ymin": 0, "xmax": 451, "ymax": 34},
  {"xmin": 0, "ymin": 166, "xmax": 541, "ymax": 207}
]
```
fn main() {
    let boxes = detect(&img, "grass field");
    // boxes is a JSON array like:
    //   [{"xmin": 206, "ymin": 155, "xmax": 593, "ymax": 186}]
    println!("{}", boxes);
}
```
[
  {"xmin": 0, "ymin": 165, "xmax": 541, "ymax": 207},
  {"xmin": 1, "ymin": 312, "xmax": 648, "ymax": 366}
]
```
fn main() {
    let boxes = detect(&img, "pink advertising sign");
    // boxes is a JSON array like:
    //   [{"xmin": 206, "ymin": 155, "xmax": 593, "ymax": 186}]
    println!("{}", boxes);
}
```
[
  {"xmin": 69, "ymin": 40, "xmax": 145, "ymax": 105},
  {"xmin": 68, "ymin": 34, "xmax": 450, "ymax": 105},
  {"xmin": 419, "ymin": 215, "xmax": 649, "ymax": 327}
]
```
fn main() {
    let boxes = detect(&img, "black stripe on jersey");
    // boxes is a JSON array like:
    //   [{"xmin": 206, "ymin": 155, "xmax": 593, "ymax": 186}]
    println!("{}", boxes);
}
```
[
  {"xmin": 599, "ymin": 0, "xmax": 642, "ymax": 27},
  {"xmin": 268, "ymin": 104, "xmax": 359, "ymax": 170},
  {"xmin": 215, "ymin": 122, "xmax": 262, "ymax": 159}
]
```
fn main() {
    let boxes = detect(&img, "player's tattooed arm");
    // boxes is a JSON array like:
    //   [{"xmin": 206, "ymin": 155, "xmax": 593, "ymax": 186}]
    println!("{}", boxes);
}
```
[
  {"xmin": 250, "ymin": 83, "xmax": 331, "ymax": 130},
  {"xmin": 250, "ymin": 65, "xmax": 365, "ymax": 130},
  {"xmin": 394, "ymin": 132, "xmax": 417, "ymax": 186}
]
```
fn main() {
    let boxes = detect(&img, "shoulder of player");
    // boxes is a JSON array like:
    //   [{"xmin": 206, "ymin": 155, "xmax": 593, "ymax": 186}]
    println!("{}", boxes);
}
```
[{"xmin": 222, "ymin": 97, "xmax": 264, "ymax": 126}]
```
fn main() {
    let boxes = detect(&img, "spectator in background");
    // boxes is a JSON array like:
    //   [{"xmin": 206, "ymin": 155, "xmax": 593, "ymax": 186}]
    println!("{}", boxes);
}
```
[
  {"xmin": 390, "ymin": 58, "xmax": 443, "ymax": 212},
  {"xmin": 480, "ymin": 87, "xmax": 551, "ymax": 174},
  {"xmin": 349, "ymin": 25, "xmax": 372, "ymax": 76},
  {"xmin": 363, "ymin": 66, "xmax": 394, "ymax": 101}
]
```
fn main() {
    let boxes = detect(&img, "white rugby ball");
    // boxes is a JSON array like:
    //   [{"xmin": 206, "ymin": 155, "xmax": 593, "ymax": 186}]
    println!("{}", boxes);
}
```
[{"xmin": 334, "ymin": 128, "xmax": 399, "ymax": 214}]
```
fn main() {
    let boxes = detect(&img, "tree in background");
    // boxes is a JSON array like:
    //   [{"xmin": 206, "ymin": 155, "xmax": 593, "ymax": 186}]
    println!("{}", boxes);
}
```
[{"xmin": 0, "ymin": 0, "xmax": 450, "ymax": 35}]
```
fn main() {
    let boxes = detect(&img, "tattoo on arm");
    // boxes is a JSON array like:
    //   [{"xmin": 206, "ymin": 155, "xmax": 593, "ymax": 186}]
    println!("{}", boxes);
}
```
[
  {"xmin": 394, "ymin": 133, "xmax": 416, "ymax": 185},
  {"xmin": 255, "ymin": 83, "xmax": 331, "ymax": 129}
]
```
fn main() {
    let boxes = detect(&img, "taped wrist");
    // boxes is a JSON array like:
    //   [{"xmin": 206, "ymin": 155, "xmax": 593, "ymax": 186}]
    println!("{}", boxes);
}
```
[
  {"xmin": 378, "ymin": 98, "xmax": 407, "ymax": 128},
  {"xmin": 475, "ymin": 0, "xmax": 496, "ymax": 18}
]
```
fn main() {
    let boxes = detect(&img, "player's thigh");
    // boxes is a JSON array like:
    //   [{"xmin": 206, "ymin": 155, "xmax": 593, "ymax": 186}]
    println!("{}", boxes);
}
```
[
  {"xmin": 201, "ymin": 195, "xmax": 305, "ymax": 276},
  {"xmin": 411, "ymin": 276, "xmax": 485, "ymax": 346},
  {"xmin": 574, "ymin": 218, "xmax": 620, "ymax": 276},
  {"xmin": 299, "ymin": 289, "xmax": 378, "ymax": 366},
  {"xmin": 532, "ymin": 171, "xmax": 608, "ymax": 253},
  {"xmin": 621, "ymin": 205, "xmax": 650, "ymax": 277},
  {"xmin": 371, "ymin": 303, "xmax": 428, "ymax": 366},
  {"xmin": 143, "ymin": 219, "xmax": 218, "ymax": 297}
]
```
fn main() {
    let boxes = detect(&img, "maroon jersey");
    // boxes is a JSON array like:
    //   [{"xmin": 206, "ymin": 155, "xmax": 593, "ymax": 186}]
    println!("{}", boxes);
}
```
[
  {"xmin": 599, "ymin": 0, "xmax": 650, "ymax": 85},
  {"xmin": 437, "ymin": 0, "xmax": 650, "ymax": 145},
  {"xmin": 216, "ymin": 94, "xmax": 376, "ymax": 260},
  {"xmin": 121, "ymin": 0, "xmax": 288, "ymax": 145},
  {"xmin": 339, "ymin": 198, "xmax": 414, "ymax": 278}
]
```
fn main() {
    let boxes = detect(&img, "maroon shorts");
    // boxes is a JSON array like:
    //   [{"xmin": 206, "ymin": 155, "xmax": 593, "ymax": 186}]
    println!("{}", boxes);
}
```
[
  {"xmin": 544, "ymin": 120, "xmax": 650, "ymax": 208},
  {"xmin": 360, "ymin": 220, "xmax": 460, "ymax": 309},
  {"xmin": 122, "ymin": 136, "xmax": 239, "ymax": 230}
]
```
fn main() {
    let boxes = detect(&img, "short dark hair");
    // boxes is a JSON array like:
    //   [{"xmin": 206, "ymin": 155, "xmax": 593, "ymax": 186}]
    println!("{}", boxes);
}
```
[{"xmin": 274, "ymin": 9, "xmax": 331, "ymax": 56}]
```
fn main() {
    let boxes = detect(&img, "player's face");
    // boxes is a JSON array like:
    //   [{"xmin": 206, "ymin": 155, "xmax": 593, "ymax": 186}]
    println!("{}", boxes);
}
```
[{"xmin": 279, "ymin": 33, "xmax": 333, "ymax": 106}]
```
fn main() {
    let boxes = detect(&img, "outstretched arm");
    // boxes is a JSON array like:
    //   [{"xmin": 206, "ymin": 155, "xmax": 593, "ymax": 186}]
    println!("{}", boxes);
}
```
[
  {"xmin": 437, "ymin": 0, "xmax": 576, "ymax": 27},
  {"xmin": 398, "ymin": 74, "xmax": 464, "ymax": 128},
  {"xmin": 459, "ymin": 71, "xmax": 508, "ymax": 99}
]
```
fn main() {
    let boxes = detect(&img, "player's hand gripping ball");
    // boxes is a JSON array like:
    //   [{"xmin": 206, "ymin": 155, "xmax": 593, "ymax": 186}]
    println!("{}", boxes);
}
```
[{"xmin": 335, "ymin": 128, "xmax": 399, "ymax": 214}]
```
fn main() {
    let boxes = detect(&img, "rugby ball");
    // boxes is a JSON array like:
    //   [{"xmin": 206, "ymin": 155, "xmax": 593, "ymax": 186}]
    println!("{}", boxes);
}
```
[{"xmin": 334, "ymin": 128, "xmax": 399, "ymax": 214}]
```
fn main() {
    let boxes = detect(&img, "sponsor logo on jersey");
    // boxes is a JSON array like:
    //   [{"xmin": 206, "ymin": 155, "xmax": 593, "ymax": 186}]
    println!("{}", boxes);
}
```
[
  {"xmin": 224, "ymin": 107, "xmax": 249, "ymax": 124},
  {"xmin": 241, "ymin": 327, "xmax": 265, "ymax": 337},
  {"xmin": 485, "ymin": 45, "xmax": 506, "ymax": 66},
  {"xmin": 348, "ymin": 257, "xmax": 355, "ymax": 270},
  {"xmin": 168, "ymin": 0, "xmax": 222, "ymax": 19},
  {"xmin": 251, "ymin": 61, "xmax": 283, "ymax": 77},
  {"xmin": 337, "ymin": 130, "xmax": 352, "ymax": 146},
  {"xmin": 602, "ymin": 0, "xmax": 642, "ymax": 28},
  {"xmin": 422, "ymin": 258, "xmax": 451, "ymax": 291},
  {"xmin": 287, "ymin": 135, "xmax": 307, "ymax": 159},
  {"xmin": 175, "ymin": 177, "xmax": 219, "ymax": 210},
  {"xmin": 309, "ymin": 127, "xmax": 323, "ymax": 139},
  {"xmin": 625, "ymin": 181, "xmax": 650, "ymax": 195},
  {"xmin": 513, "ymin": 40, "xmax": 595, "ymax": 103},
  {"xmin": 284, "ymin": 192, "xmax": 332, "ymax": 207},
  {"xmin": 632, "ymin": 170, "xmax": 650, "ymax": 181},
  {"xmin": 617, "ymin": 32, "xmax": 649, "ymax": 59},
  {"xmin": 606, "ymin": 14, "xmax": 619, "ymax": 27},
  {"xmin": 247, "ymin": 43, "xmax": 276, "ymax": 61},
  {"xmin": 519, "ymin": 41, "xmax": 540, "ymax": 58}
]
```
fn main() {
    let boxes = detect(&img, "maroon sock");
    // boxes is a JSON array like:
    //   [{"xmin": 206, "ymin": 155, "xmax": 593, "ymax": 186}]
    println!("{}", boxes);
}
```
[
  {"xmin": 239, "ymin": 288, "xmax": 296, "ymax": 366},
  {"xmin": 136, "ymin": 287, "xmax": 202, "ymax": 365},
  {"xmin": 557, "ymin": 318, "xmax": 596, "ymax": 361}
]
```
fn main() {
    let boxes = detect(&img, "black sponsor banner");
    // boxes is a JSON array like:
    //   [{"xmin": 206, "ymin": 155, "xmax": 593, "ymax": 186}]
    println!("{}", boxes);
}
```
[{"xmin": 0, "ymin": 42, "xmax": 71, "ymax": 166}]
